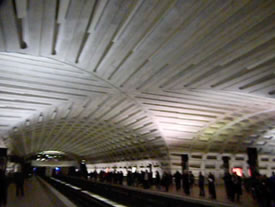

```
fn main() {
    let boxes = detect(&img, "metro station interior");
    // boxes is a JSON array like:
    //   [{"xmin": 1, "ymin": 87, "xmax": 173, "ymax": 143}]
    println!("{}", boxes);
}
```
[{"xmin": 0, "ymin": 0, "xmax": 274, "ymax": 206}]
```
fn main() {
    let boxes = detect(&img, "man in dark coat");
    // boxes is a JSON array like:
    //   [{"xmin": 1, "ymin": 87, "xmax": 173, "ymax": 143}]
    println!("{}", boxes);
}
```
[
  {"xmin": 14, "ymin": 165, "xmax": 24, "ymax": 197},
  {"xmin": 0, "ymin": 168, "xmax": 8, "ymax": 206},
  {"xmin": 15, "ymin": 173, "xmax": 24, "ymax": 197},
  {"xmin": 143, "ymin": 170, "xmax": 150, "ymax": 189},
  {"xmin": 223, "ymin": 172, "xmax": 233, "ymax": 200},
  {"xmin": 208, "ymin": 172, "xmax": 216, "ymax": 199},
  {"xmin": 161, "ymin": 172, "xmax": 171, "ymax": 192},
  {"xmin": 182, "ymin": 171, "xmax": 190, "ymax": 195},
  {"xmin": 232, "ymin": 172, "xmax": 242, "ymax": 202},
  {"xmin": 199, "ymin": 172, "xmax": 205, "ymax": 196},
  {"xmin": 189, "ymin": 171, "xmax": 195, "ymax": 193},
  {"xmin": 173, "ymin": 171, "xmax": 181, "ymax": 191},
  {"xmin": 155, "ymin": 171, "xmax": 161, "ymax": 190}
]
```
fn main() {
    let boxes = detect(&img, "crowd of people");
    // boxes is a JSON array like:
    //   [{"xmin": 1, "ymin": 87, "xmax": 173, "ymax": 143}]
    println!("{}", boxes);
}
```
[
  {"xmin": 87, "ymin": 169, "xmax": 275, "ymax": 207},
  {"xmin": 1, "ymin": 160, "xmax": 274, "ymax": 207},
  {"xmin": 243, "ymin": 172, "xmax": 275, "ymax": 207},
  {"xmin": 223, "ymin": 172, "xmax": 242, "ymax": 202},
  {"xmin": 88, "ymin": 170, "xmax": 218, "ymax": 199}
]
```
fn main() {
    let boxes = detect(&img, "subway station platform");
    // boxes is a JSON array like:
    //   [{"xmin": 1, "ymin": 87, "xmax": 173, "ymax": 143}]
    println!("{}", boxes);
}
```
[
  {"xmin": 6, "ymin": 177, "xmax": 75, "ymax": 207},
  {"xmin": 5, "ymin": 176, "xmax": 260, "ymax": 207},
  {"xmin": 7, "ymin": 177, "xmax": 258, "ymax": 207},
  {"xmin": 94, "ymin": 181, "xmax": 258, "ymax": 207},
  {"xmin": 134, "ymin": 183, "xmax": 258, "ymax": 207}
]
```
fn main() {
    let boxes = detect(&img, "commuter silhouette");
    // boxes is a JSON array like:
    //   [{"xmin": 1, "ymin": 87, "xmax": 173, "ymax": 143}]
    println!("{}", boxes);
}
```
[
  {"xmin": 232, "ymin": 172, "xmax": 242, "ymax": 202},
  {"xmin": 189, "ymin": 171, "xmax": 195, "ymax": 193},
  {"xmin": 182, "ymin": 171, "xmax": 190, "ymax": 195},
  {"xmin": 0, "ymin": 158, "xmax": 8, "ymax": 207},
  {"xmin": 14, "ymin": 163, "xmax": 24, "ymax": 197},
  {"xmin": 155, "ymin": 171, "xmax": 161, "ymax": 190},
  {"xmin": 143, "ymin": 170, "xmax": 149, "ymax": 189},
  {"xmin": 208, "ymin": 173, "xmax": 216, "ymax": 199},
  {"xmin": 173, "ymin": 171, "xmax": 181, "ymax": 191},
  {"xmin": 199, "ymin": 172, "xmax": 205, "ymax": 197},
  {"xmin": 161, "ymin": 172, "xmax": 171, "ymax": 192},
  {"xmin": 223, "ymin": 172, "xmax": 233, "ymax": 200}
]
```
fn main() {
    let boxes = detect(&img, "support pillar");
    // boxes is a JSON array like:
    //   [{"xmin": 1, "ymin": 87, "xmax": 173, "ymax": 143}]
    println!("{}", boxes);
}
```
[
  {"xmin": 148, "ymin": 164, "xmax": 152, "ymax": 173},
  {"xmin": 222, "ymin": 156, "xmax": 230, "ymax": 174},
  {"xmin": 181, "ymin": 154, "xmax": 189, "ymax": 173},
  {"xmin": 247, "ymin": 147, "xmax": 258, "ymax": 177}
]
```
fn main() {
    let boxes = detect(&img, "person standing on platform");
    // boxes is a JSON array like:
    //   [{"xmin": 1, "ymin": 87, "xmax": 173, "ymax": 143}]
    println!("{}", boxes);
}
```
[
  {"xmin": 198, "ymin": 172, "xmax": 205, "ymax": 197},
  {"xmin": 173, "ymin": 171, "xmax": 181, "ymax": 191},
  {"xmin": 14, "ymin": 163, "xmax": 24, "ymax": 197},
  {"xmin": 155, "ymin": 171, "xmax": 161, "ymax": 190},
  {"xmin": 189, "ymin": 171, "xmax": 195, "ymax": 193},
  {"xmin": 232, "ymin": 172, "xmax": 242, "ymax": 202},
  {"xmin": 0, "ymin": 158, "xmax": 8, "ymax": 207},
  {"xmin": 270, "ymin": 172, "xmax": 275, "ymax": 206},
  {"xmin": 127, "ymin": 170, "xmax": 132, "ymax": 186},
  {"xmin": 149, "ymin": 171, "xmax": 153, "ymax": 188},
  {"xmin": 208, "ymin": 172, "xmax": 216, "ymax": 199},
  {"xmin": 161, "ymin": 172, "xmax": 171, "ymax": 192},
  {"xmin": 94, "ymin": 170, "xmax": 98, "ymax": 182},
  {"xmin": 119, "ymin": 171, "xmax": 123, "ymax": 185},
  {"xmin": 182, "ymin": 170, "xmax": 190, "ymax": 195},
  {"xmin": 143, "ymin": 170, "xmax": 149, "ymax": 189},
  {"xmin": 223, "ymin": 172, "xmax": 233, "ymax": 200}
]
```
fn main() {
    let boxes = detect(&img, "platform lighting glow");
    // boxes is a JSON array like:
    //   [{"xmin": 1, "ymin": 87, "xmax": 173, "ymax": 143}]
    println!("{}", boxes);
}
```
[
  {"xmin": 162, "ymin": 124, "xmax": 200, "ymax": 133},
  {"xmin": 232, "ymin": 168, "xmax": 243, "ymax": 177},
  {"xmin": 39, "ymin": 150, "xmax": 65, "ymax": 155},
  {"xmin": 55, "ymin": 167, "xmax": 60, "ymax": 171}
]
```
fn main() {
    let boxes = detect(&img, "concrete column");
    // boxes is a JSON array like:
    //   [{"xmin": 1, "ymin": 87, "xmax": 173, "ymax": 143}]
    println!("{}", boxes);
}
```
[
  {"xmin": 181, "ymin": 154, "xmax": 189, "ymax": 173},
  {"xmin": 222, "ymin": 156, "xmax": 230, "ymax": 174},
  {"xmin": 247, "ymin": 147, "xmax": 259, "ymax": 177},
  {"xmin": 148, "ymin": 164, "xmax": 152, "ymax": 173}
]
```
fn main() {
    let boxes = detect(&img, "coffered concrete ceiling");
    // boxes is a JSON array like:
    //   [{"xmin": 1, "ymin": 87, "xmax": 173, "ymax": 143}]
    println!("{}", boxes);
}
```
[{"xmin": 0, "ymin": 0, "xmax": 275, "ymax": 163}]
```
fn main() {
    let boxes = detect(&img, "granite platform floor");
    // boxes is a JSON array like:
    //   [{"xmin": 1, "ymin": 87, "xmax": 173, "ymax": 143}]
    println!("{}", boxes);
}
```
[
  {"xmin": 128, "ymin": 182, "xmax": 259, "ymax": 207},
  {"xmin": 4, "ymin": 176, "xmax": 260, "ymax": 207},
  {"xmin": 6, "ymin": 177, "xmax": 67, "ymax": 207}
]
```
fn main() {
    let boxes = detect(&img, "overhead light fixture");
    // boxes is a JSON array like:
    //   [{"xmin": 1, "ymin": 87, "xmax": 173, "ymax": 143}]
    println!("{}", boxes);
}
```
[
  {"xmin": 51, "ymin": 110, "xmax": 57, "ymax": 119},
  {"xmin": 38, "ymin": 114, "xmax": 43, "ymax": 122}
]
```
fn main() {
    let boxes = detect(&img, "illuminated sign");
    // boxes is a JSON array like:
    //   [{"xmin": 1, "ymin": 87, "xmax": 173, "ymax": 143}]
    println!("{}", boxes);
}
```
[{"xmin": 232, "ymin": 168, "xmax": 242, "ymax": 176}]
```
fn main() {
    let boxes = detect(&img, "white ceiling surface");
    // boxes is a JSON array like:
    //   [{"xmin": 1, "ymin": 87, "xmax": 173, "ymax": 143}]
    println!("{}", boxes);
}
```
[{"xmin": 0, "ymin": 0, "xmax": 275, "ymax": 162}]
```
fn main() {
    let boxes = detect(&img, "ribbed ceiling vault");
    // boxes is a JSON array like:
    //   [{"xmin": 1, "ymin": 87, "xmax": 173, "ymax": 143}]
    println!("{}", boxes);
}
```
[{"xmin": 0, "ymin": 0, "xmax": 275, "ymax": 164}]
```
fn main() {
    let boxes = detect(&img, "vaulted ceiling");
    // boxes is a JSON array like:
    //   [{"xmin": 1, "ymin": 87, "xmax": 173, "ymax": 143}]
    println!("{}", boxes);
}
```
[{"xmin": 0, "ymin": 0, "xmax": 275, "ymax": 163}]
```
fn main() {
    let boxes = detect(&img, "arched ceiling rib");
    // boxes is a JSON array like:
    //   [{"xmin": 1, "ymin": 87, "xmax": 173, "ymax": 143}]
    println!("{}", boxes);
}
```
[
  {"xmin": 0, "ymin": 53, "xmax": 168, "ymax": 162},
  {"xmin": 133, "ymin": 90, "xmax": 275, "ymax": 154},
  {"xmin": 0, "ymin": 0, "xmax": 275, "ymax": 162}
]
